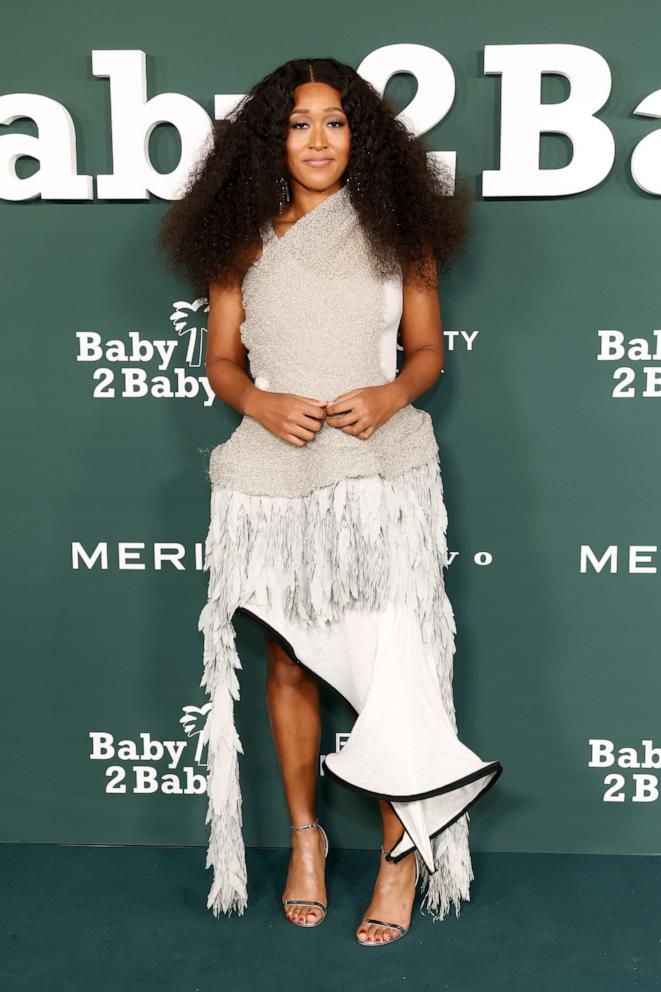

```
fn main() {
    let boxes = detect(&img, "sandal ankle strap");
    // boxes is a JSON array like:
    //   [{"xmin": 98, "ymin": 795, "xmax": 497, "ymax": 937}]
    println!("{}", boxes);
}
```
[{"xmin": 290, "ymin": 818, "xmax": 320, "ymax": 832}]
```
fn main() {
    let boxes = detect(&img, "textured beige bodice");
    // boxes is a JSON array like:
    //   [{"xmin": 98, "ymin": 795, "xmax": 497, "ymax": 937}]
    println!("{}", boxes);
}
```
[{"xmin": 208, "ymin": 184, "xmax": 439, "ymax": 497}]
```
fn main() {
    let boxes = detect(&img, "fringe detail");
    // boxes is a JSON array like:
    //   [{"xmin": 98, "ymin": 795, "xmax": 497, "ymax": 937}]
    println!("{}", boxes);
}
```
[
  {"xmin": 413, "ymin": 604, "xmax": 475, "ymax": 923},
  {"xmin": 197, "ymin": 608, "xmax": 248, "ymax": 916},
  {"xmin": 415, "ymin": 820, "xmax": 475, "ymax": 923},
  {"xmin": 197, "ymin": 452, "xmax": 472, "ymax": 921}
]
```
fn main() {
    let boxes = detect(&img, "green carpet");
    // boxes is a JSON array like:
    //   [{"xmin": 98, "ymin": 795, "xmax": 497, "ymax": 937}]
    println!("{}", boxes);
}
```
[{"xmin": 1, "ymin": 846, "xmax": 658, "ymax": 991}]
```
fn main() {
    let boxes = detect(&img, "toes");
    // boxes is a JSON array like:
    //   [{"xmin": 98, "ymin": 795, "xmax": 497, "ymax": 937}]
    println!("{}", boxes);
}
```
[
  {"xmin": 357, "ymin": 923, "xmax": 378, "ymax": 943},
  {"xmin": 285, "ymin": 903, "xmax": 322, "ymax": 925},
  {"xmin": 357, "ymin": 921, "xmax": 400, "ymax": 943}
]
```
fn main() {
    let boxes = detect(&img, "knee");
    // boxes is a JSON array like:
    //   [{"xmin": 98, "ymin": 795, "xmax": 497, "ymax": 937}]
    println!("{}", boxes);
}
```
[{"xmin": 265, "ymin": 638, "xmax": 309, "ymax": 688}]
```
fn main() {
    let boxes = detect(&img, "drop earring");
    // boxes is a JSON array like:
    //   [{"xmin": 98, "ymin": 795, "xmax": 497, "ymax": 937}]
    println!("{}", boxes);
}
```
[{"xmin": 277, "ymin": 175, "xmax": 291, "ymax": 213}]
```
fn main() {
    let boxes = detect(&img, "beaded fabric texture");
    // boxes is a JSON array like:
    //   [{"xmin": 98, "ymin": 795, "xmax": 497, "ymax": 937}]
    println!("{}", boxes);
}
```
[{"xmin": 207, "ymin": 184, "xmax": 439, "ymax": 498}]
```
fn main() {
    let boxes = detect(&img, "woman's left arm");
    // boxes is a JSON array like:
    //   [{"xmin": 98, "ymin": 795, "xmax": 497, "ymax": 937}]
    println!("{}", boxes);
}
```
[
  {"xmin": 389, "ymin": 252, "xmax": 444, "ymax": 409},
  {"xmin": 326, "ymin": 252, "xmax": 444, "ymax": 439}
]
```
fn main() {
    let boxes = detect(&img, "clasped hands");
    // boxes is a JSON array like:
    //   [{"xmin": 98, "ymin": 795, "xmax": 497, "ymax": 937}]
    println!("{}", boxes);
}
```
[
  {"xmin": 322, "ymin": 384, "xmax": 401, "ymax": 440},
  {"xmin": 251, "ymin": 382, "xmax": 404, "ymax": 448}
]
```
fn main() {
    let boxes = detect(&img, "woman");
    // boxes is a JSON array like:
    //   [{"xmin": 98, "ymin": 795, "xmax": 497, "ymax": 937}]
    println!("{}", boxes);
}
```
[{"xmin": 158, "ymin": 57, "xmax": 503, "ymax": 947}]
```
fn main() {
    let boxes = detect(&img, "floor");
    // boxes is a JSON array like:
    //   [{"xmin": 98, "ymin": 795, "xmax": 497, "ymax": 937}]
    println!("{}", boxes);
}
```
[{"xmin": 1, "ymin": 845, "xmax": 658, "ymax": 991}]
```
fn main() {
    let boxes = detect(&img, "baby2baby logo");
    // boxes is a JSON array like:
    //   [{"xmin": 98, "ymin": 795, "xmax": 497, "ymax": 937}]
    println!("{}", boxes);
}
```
[
  {"xmin": 89, "ymin": 703, "xmax": 212, "ymax": 795},
  {"xmin": 89, "ymin": 702, "xmax": 349, "ymax": 795},
  {"xmin": 75, "ymin": 298, "xmax": 216, "ymax": 406},
  {"xmin": 590, "ymin": 738, "xmax": 661, "ymax": 802}
]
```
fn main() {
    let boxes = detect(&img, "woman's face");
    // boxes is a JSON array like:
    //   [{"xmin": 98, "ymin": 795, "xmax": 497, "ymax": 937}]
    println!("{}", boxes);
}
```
[{"xmin": 285, "ymin": 81, "xmax": 351, "ymax": 194}]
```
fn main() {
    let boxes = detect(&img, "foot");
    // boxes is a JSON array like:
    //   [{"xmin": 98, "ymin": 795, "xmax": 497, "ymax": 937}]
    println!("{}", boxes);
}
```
[
  {"xmin": 281, "ymin": 823, "xmax": 327, "ymax": 925},
  {"xmin": 356, "ymin": 848, "xmax": 417, "ymax": 944}
]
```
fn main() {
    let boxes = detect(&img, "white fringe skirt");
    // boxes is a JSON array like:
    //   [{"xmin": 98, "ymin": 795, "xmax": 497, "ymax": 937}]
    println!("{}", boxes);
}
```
[{"xmin": 197, "ymin": 454, "xmax": 502, "ymax": 922}]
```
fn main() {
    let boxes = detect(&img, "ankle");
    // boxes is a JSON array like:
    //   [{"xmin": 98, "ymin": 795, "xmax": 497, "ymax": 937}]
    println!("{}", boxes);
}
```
[
  {"xmin": 290, "ymin": 816, "xmax": 319, "ymax": 831},
  {"xmin": 378, "ymin": 848, "xmax": 416, "ymax": 879},
  {"xmin": 289, "ymin": 822, "xmax": 325, "ymax": 855}
]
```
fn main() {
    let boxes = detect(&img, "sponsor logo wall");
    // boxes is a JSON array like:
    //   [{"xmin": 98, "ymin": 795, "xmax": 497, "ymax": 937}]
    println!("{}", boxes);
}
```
[{"xmin": 2, "ymin": 10, "xmax": 659, "ymax": 853}]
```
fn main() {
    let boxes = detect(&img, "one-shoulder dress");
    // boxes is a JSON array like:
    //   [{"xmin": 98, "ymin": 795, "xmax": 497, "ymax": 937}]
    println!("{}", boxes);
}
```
[{"xmin": 197, "ymin": 183, "xmax": 503, "ymax": 923}]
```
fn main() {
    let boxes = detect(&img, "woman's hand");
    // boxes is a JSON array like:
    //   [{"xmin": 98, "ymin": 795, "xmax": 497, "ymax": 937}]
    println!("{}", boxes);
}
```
[
  {"xmin": 249, "ymin": 391, "xmax": 328, "ymax": 447},
  {"xmin": 325, "ymin": 384, "xmax": 404, "ymax": 440}
]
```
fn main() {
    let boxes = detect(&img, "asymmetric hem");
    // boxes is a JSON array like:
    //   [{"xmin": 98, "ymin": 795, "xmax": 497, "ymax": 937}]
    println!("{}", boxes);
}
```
[{"xmin": 198, "ymin": 456, "xmax": 503, "ymax": 923}]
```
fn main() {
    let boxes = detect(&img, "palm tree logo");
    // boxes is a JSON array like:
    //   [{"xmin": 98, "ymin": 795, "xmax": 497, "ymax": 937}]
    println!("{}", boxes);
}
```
[
  {"xmin": 180, "ymin": 703, "xmax": 212, "ymax": 766},
  {"xmin": 169, "ymin": 298, "xmax": 209, "ymax": 368}
]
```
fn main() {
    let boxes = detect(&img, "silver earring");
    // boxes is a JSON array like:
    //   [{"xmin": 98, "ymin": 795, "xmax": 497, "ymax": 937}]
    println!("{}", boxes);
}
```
[
  {"xmin": 277, "ymin": 175, "xmax": 291, "ymax": 213},
  {"xmin": 346, "ymin": 172, "xmax": 361, "ymax": 193}
]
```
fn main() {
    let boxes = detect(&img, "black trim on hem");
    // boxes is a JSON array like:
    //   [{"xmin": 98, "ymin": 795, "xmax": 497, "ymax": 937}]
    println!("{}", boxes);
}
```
[
  {"xmin": 233, "ymin": 604, "xmax": 503, "ymax": 872},
  {"xmin": 235, "ymin": 605, "xmax": 359, "ymax": 716},
  {"xmin": 321, "ymin": 754, "xmax": 503, "ymax": 805},
  {"xmin": 384, "ymin": 760, "xmax": 504, "ymax": 865}
]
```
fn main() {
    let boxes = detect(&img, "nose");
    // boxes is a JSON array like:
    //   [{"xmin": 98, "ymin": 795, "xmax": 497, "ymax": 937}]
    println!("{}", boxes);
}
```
[{"xmin": 309, "ymin": 123, "xmax": 329, "ymax": 149}]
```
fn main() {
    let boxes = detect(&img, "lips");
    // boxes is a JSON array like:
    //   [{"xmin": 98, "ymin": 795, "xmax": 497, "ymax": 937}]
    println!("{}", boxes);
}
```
[{"xmin": 304, "ymin": 158, "xmax": 334, "ymax": 166}]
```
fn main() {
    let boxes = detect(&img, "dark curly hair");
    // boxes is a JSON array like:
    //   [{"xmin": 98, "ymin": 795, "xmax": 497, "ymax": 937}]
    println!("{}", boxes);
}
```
[{"xmin": 156, "ymin": 57, "xmax": 474, "ymax": 297}]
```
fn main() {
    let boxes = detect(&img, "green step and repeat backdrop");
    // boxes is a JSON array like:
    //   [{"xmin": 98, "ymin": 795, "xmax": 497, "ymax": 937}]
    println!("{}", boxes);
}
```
[{"xmin": 2, "ymin": 0, "xmax": 659, "ymax": 857}]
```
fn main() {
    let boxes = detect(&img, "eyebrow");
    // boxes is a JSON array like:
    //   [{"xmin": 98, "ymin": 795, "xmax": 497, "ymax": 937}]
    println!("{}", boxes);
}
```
[{"xmin": 289, "ymin": 107, "xmax": 345, "ymax": 115}]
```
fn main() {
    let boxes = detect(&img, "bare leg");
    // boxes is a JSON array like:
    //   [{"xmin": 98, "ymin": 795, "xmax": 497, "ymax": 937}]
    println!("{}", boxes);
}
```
[
  {"xmin": 265, "ymin": 634, "xmax": 327, "ymax": 925},
  {"xmin": 356, "ymin": 800, "xmax": 418, "ymax": 944}
]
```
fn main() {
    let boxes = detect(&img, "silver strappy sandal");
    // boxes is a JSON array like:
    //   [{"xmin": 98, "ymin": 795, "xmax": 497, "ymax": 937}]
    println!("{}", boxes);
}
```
[
  {"xmin": 355, "ymin": 845, "xmax": 420, "ymax": 947},
  {"xmin": 281, "ymin": 818, "xmax": 329, "ymax": 928}
]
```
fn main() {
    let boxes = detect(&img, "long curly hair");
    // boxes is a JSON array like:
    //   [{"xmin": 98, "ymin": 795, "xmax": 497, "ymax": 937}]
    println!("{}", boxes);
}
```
[{"xmin": 156, "ymin": 57, "xmax": 474, "ymax": 297}]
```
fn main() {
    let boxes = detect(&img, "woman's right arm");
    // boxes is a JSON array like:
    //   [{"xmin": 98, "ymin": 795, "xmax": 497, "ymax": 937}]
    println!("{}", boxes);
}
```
[
  {"xmin": 205, "ymin": 278, "xmax": 328, "ymax": 447},
  {"xmin": 205, "ymin": 278, "xmax": 259, "ymax": 418}
]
